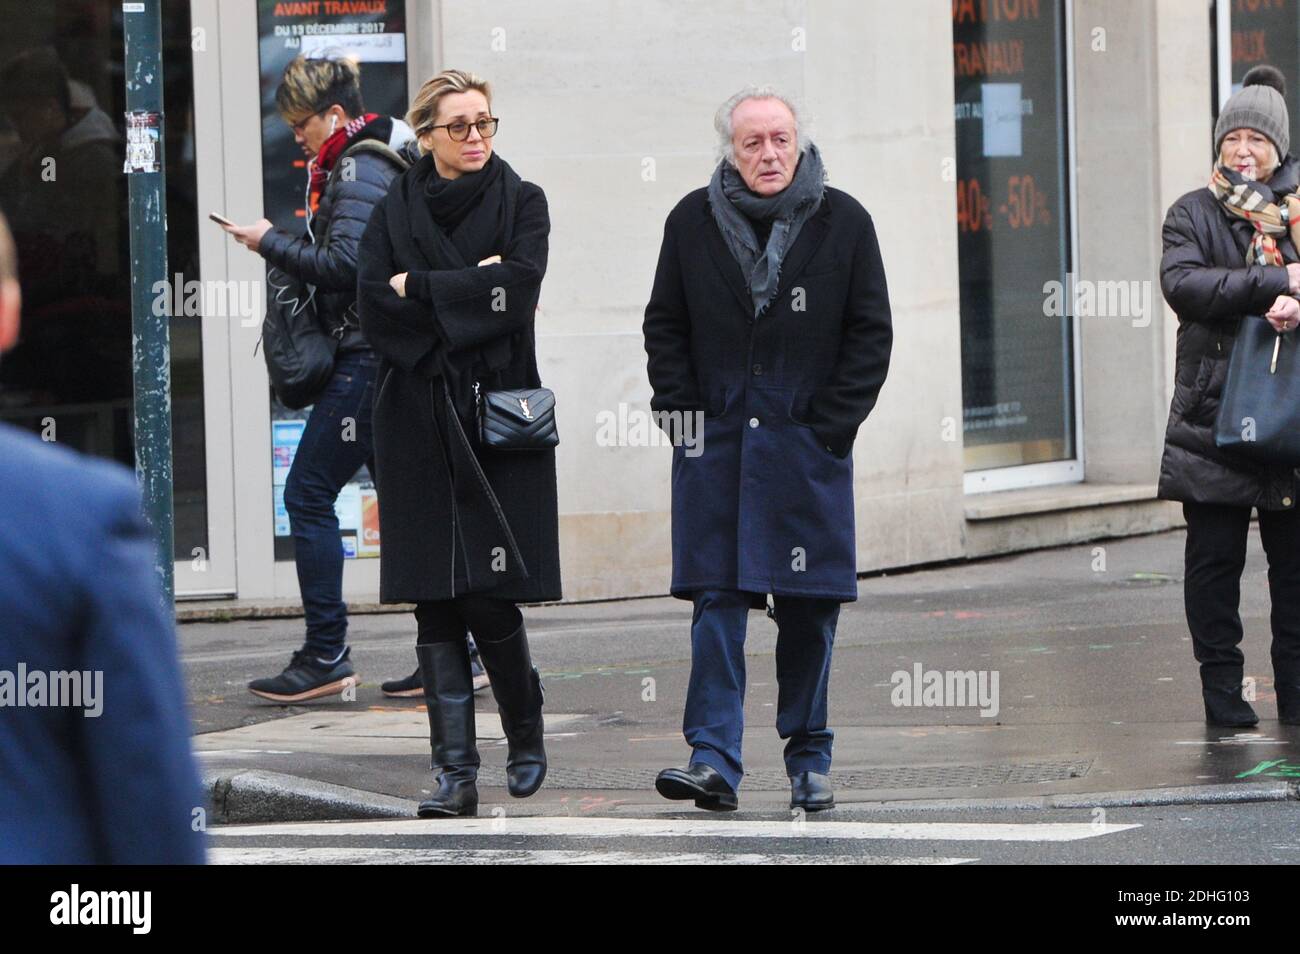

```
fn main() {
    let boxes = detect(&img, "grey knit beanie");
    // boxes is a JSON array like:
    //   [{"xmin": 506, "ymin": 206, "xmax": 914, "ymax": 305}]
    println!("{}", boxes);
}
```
[{"xmin": 1215, "ymin": 64, "xmax": 1290, "ymax": 158}]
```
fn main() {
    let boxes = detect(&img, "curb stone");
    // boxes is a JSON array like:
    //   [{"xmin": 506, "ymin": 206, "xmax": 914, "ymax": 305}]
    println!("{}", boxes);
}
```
[
  {"xmin": 203, "ymin": 769, "xmax": 416, "ymax": 824},
  {"xmin": 203, "ymin": 772, "xmax": 1297, "ymax": 826}
]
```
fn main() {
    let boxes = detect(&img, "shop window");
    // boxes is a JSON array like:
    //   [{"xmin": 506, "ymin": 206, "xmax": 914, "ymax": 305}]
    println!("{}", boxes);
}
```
[{"xmin": 952, "ymin": 0, "xmax": 1077, "ymax": 481}]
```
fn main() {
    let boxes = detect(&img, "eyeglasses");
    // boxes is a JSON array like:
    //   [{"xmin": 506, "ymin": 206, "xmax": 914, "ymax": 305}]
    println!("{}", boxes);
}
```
[
  {"xmin": 424, "ymin": 117, "xmax": 500, "ymax": 142},
  {"xmin": 290, "ymin": 110, "xmax": 325, "ymax": 135}
]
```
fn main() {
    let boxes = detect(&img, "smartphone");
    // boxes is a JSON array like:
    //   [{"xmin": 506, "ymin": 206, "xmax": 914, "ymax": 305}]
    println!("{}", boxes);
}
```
[{"xmin": 208, "ymin": 211, "xmax": 235, "ymax": 228}]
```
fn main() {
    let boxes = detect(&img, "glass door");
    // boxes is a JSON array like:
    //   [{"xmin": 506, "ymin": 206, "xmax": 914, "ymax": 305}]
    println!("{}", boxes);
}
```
[
  {"xmin": 178, "ymin": 0, "xmax": 238, "ymax": 596},
  {"xmin": 951, "ymin": 0, "xmax": 1082, "ymax": 493},
  {"xmin": 0, "ymin": 0, "xmax": 236, "ymax": 594}
]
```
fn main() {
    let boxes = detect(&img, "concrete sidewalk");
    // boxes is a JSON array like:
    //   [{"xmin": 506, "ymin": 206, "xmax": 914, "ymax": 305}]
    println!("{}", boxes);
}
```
[{"xmin": 181, "ymin": 529, "xmax": 1300, "ymax": 823}]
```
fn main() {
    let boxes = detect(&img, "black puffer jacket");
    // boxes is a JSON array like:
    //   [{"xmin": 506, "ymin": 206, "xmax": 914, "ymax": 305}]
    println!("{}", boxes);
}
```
[
  {"xmin": 259, "ymin": 116, "xmax": 414, "ymax": 354},
  {"xmin": 1158, "ymin": 155, "xmax": 1300, "ymax": 510}
]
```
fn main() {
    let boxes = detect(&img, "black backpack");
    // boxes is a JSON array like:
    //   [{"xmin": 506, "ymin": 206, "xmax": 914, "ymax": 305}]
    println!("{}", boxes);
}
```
[{"xmin": 259, "ymin": 139, "xmax": 410, "ymax": 409}]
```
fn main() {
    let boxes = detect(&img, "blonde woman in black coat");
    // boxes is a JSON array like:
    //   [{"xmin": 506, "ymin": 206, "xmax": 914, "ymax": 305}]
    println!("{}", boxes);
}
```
[{"xmin": 357, "ymin": 70, "xmax": 560, "ymax": 817}]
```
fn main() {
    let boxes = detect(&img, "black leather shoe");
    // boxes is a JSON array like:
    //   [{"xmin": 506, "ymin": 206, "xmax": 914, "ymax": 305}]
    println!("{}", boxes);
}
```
[
  {"xmin": 1201, "ymin": 669, "xmax": 1259, "ymax": 727},
  {"xmin": 790, "ymin": 771, "xmax": 835, "ymax": 812},
  {"xmin": 415, "ymin": 642, "xmax": 479, "ymax": 818},
  {"xmin": 475, "ymin": 620, "xmax": 547, "ymax": 798},
  {"xmin": 655, "ymin": 763, "xmax": 738, "ymax": 811}
]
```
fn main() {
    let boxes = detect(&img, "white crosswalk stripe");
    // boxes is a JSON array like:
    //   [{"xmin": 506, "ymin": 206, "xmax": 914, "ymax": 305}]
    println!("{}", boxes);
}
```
[
  {"xmin": 207, "ymin": 816, "xmax": 1140, "ymax": 865},
  {"xmin": 210, "ymin": 847, "xmax": 972, "ymax": 865}
]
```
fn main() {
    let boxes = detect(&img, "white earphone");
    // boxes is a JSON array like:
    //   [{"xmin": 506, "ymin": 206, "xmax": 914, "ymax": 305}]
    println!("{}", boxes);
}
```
[{"xmin": 328, "ymin": 114, "xmax": 338, "ymax": 135}]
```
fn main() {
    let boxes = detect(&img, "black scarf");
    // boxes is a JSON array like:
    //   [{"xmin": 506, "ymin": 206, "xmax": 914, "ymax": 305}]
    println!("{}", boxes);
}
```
[
  {"xmin": 379, "ymin": 149, "xmax": 523, "ymax": 414},
  {"xmin": 396, "ymin": 150, "xmax": 519, "ymax": 271}
]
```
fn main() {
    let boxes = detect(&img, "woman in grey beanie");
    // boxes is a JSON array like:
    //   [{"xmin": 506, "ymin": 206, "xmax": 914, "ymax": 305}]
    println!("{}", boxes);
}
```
[{"xmin": 1157, "ymin": 63, "xmax": 1300, "ymax": 727}]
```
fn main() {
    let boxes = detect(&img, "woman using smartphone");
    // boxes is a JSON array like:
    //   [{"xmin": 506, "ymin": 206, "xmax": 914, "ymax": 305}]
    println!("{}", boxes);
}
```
[{"xmin": 223, "ymin": 55, "xmax": 414, "ymax": 703}]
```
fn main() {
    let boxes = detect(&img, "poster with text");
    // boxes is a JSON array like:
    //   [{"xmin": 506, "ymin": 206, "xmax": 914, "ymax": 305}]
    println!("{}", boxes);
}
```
[{"xmin": 952, "ymin": 0, "xmax": 1074, "ymax": 471}]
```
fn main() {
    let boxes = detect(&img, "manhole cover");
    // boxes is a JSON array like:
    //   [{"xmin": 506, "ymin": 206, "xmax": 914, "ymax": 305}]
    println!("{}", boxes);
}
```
[
  {"xmin": 475, "ymin": 759, "xmax": 1093, "ymax": 791},
  {"xmin": 1120, "ymin": 572, "xmax": 1179, "ymax": 586}
]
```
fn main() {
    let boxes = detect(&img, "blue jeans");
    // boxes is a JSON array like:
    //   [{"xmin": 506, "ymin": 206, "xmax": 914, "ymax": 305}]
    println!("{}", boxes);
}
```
[
  {"xmin": 684, "ymin": 589, "xmax": 839, "ymax": 791},
  {"xmin": 283, "ymin": 351, "xmax": 378, "ymax": 657}
]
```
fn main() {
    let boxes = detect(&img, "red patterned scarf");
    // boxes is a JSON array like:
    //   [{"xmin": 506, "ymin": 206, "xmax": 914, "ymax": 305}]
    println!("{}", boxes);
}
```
[{"xmin": 307, "ymin": 111, "xmax": 380, "ymax": 216}]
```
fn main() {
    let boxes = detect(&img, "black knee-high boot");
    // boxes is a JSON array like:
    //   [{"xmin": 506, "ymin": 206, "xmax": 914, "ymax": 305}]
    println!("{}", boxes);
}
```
[
  {"xmin": 415, "ymin": 641, "xmax": 479, "ymax": 817},
  {"xmin": 474, "ymin": 619, "xmax": 546, "ymax": 797}
]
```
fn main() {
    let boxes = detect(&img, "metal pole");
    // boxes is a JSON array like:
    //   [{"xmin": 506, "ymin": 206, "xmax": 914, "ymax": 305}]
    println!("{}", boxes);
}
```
[{"xmin": 123, "ymin": 0, "xmax": 174, "ymax": 608}]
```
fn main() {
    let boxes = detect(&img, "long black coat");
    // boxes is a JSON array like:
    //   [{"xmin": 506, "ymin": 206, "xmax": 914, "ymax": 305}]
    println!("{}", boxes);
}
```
[
  {"xmin": 1158, "ymin": 157, "xmax": 1300, "ymax": 510},
  {"xmin": 356, "ymin": 168, "xmax": 561, "ymax": 604},
  {"xmin": 643, "ymin": 185, "xmax": 893, "ymax": 603}
]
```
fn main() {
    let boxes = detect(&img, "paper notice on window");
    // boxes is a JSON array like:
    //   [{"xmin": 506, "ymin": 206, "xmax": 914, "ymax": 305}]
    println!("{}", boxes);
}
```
[
  {"xmin": 981, "ymin": 83, "xmax": 1022, "ymax": 158},
  {"xmin": 300, "ymin": 32, "xmax": 406, "ymax": 63}
]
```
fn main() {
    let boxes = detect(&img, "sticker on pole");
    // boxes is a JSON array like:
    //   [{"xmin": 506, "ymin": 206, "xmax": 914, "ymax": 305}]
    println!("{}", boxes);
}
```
[{"xmin": 124, "ymin": 110, "xmax": 161, "ymax": 173}]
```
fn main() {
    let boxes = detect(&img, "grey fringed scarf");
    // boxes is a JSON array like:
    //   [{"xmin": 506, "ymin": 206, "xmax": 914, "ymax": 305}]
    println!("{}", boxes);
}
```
[{"xmin": 707, "ymin": 141, "xmax": 827, "ymax": 317}]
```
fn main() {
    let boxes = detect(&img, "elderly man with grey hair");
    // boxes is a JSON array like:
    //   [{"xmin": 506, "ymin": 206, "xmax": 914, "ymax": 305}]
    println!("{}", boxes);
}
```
[{"xmin": 642, "ymin": 87, "xmax": 893, "ymax": 811}]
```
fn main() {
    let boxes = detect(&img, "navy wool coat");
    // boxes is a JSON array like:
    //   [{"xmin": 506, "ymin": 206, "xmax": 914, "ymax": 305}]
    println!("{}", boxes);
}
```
[{"xmin": 643, "ymin": 184, "xmax": 893, "ymax": 603}]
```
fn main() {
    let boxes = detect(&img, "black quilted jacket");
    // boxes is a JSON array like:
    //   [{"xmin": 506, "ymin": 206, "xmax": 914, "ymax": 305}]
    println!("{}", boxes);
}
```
[
  {"xmin": 259, "ymin": 117, "xmax": 414, "ymax": 355},
  {"xmin": 1157, "ymin": 156, "xmax": 1300, "ymax": 510}
]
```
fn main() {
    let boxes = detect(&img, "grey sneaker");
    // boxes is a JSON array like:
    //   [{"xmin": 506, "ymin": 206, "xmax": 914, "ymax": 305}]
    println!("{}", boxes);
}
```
[
  {"xmin": 471, "ymin": 654, "xmax": 490, "ymax": 693},
  {"xmin": 383, "ymin": 655, "xmax": 489, "ymax": 696},
  {"xmin": 381, "ymin": 666, "xmax": 423, "ymax": 698},
  {"xmin": 248, "ymin": 647, "xmax": 356, "ymax": 703}
]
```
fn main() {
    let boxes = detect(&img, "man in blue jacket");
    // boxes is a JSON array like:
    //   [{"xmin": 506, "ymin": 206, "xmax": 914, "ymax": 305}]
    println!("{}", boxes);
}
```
[{"xmin": 0, "ymin": 213, "xmax": 206, "ymax": 864}]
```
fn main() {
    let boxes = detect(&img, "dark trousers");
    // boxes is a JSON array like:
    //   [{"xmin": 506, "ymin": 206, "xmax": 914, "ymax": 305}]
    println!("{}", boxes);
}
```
[
  {"xmin": 1182, "ymin": 501, "xmax": 1300, "ymax": 684},
  {"xmin": 283, "ymin": 351, "xmax": 378, "ymax": 657},
  {"xmin": 684, "ymin": 588, "xmax": 839, "ymax": 791},
  {"xmin": 415, "ymin": 596, "xmax": 523, "ymax": 645}
]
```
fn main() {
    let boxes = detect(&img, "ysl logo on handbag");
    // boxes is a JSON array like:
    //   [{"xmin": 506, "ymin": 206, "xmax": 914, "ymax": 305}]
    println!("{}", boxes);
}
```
[{"xmin": 476, "ymin": 383, "xmax": 558, "ymax": 450}]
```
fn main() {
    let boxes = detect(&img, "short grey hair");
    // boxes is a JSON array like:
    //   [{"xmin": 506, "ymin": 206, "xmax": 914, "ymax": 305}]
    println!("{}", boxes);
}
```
[{"xmin": 713, "ymin": 85, "xmax": 809, "ymax": 166}]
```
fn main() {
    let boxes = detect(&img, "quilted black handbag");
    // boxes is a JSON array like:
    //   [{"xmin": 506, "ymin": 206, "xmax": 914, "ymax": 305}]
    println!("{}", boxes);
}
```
[
  {"xmin": 477, "ymin": 384, "xmax": 559, "ymax": 450},
  {"xmin": 1214, "ymin": 317, "xmax": 1300, "ymax": 466}
]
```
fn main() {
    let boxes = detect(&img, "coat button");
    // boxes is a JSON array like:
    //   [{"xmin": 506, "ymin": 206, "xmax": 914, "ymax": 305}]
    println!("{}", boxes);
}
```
[
  {"xmin": 749, "ymin": 417, "xmax": 760, "ymax": 428},
  {"xmin": 1285, "ymin": 497, "xmax": 1294, "ymax": 507},
  {"xmin": 752, "ymin": 363, "xmax": 763, "ymax": 375}
]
